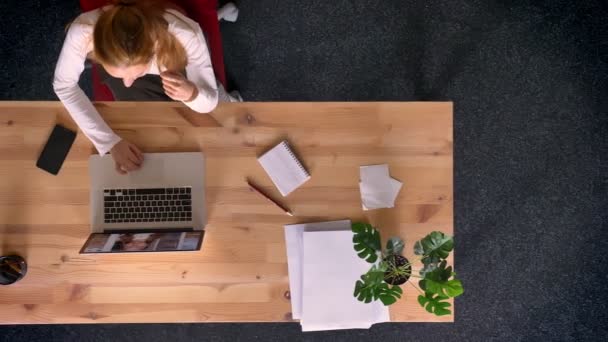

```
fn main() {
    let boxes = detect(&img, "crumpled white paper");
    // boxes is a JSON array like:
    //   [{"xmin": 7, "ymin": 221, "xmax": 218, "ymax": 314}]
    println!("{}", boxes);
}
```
[{"xmin": 359, "ymin": 164, "xmax": 403, "ymax": 210}]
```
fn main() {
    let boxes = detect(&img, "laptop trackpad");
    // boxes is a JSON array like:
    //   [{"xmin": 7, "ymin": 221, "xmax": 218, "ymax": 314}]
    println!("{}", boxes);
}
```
[{"xmin": 128, "ymin": 158, "xmax": 164, "ymax": 184}]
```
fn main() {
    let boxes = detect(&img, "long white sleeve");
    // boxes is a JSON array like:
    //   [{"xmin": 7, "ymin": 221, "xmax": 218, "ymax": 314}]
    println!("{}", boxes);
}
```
[
  {"xmin": 167, "ymin": 11, "xmax": 219, "ymax": 113},
  {"xmin": 53, "ymin": 21, "xmax": 121, "ymax": 156}
]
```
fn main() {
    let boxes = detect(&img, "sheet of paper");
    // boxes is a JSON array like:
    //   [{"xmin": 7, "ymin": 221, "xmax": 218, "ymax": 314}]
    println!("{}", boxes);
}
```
[
  {"xmin": 284, "ymin": 225, "xmax": 304, "ymax": 320},
  {"xmin": 387, "ymin": 177, "xmax": 403, "ymax": 204},
  {"xmin": 300, "ymin": 229, "xmax": 390, "ymax": 331},
  {"xmin": 359, "ymin": 177, "xmax": 403, "ymax": 210},
  {"xmin": 360, "ymin": 181, "xmax": 394, "ymax": 209},
  {"xmin": 360, "ymin": 164, "xmax": 390, "ymax": 184},
  {"xmin": 283, "ymin": 220, "xmax": 352, "ymax": 320},
  {"xmin": 359, "ymin": 163, "xmax": 403, "ymax": 210}
]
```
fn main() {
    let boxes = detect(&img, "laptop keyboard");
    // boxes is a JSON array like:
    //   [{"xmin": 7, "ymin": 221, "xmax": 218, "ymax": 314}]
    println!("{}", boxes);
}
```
[{"xmin": 103, "ymin": 187, "xmax": 192, "ymax": 224}]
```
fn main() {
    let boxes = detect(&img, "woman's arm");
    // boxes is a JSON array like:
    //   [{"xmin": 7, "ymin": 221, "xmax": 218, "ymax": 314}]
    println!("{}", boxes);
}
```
[
  {"xmin": 170, "ymin": 21, "xmax": 219, "ymax": 113},
  {"xmin": 53, "ymin": 22, "xmax": 121, "ymax": 155}
]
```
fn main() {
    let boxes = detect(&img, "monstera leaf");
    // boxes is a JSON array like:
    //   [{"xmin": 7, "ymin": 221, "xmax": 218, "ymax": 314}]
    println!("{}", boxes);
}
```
[
  {"xmin": 351, "ymin": 222, "xmax": 381, "ymax": 263},
  {"xmin": 377, "ymin": 283, "xmax": 403, "ymax": 305},
  {"xmin": 353, "ymin": 264, "xmax": 385, "ymax": 303},
  {"xmin": 417, "ymin": 292, "xmax": 452, "ymax": 316},
  {"xmin": 385, "ymin": 236, "xmax": 404, "ymax": 256},
  {"xmin": 419, "ymin": 263, "xmax": 437, "ymax": 277},
  {"xmin": 354, "ymin": 264, "xmax": 403, "ymax": 305},
  {"xmin": 419, "ymin": 260, "xmax": 464, "ymax": 298},
  {"xmin": 414, "ymin": 231, "xmax": 454, "ymax": 268}
]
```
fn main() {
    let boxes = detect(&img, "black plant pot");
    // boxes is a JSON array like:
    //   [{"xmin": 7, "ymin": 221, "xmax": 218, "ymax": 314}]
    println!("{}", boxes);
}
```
[
  {"xmin": 0, "ymin": 255, "xmax": 27, "ymax": 285},
  {"xmin": 383, "ymin": 255, "xmax": 411, "ymax": 285}
]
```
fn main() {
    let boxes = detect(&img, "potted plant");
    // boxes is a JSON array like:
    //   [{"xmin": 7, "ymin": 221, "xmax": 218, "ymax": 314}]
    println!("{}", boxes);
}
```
[{"xmin": 351, "ymin": 222, "xmax": 463, "ymax": 316}]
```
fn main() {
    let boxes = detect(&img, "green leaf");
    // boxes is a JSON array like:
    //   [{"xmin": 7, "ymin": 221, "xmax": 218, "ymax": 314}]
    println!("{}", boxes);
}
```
[
  {"xmin": 444, "ymin": 280, "xmax": 464, "ymax": 297},
  {"xmin": 394, "ymin": 284, "xmax": 403, "ymax": 295},
  {"xmin": 355, "ymin": 280, "xmax": 373, "ymax": 303},
  {"xmin": 379, "ymin": 285, "xmax": 402, "ymax": 305},
  {"xmin": 353, "ymin": 265, "xmax": 403, "ymax": 306},
  {"xmin": 353, "ymin": 264, "xmax": 385, "ymax": 303},
  {"xmin": 420, "ymin": 263, "xmax": 437, "ymax": 277},
  {"xmin": 414, "ymin": 231, "xmax": 454, "ymax": 269},
  {"xmin": 351, "ymin": 222, "xmax": 381, "ymax": 263},
  {"xmin": 414, "ymin": 241, "xmax": 424, "ymax": 255},
  {"xmin": 417, "ymin": 292, "xmax": 452, "ymax": 316},
  {"xmin": 386, "ymin": 237, "xmax": 404, "ymax": 256},
  {"xmin": 419, "ymin": 261, "xmax": 464, "ymax": 298}
]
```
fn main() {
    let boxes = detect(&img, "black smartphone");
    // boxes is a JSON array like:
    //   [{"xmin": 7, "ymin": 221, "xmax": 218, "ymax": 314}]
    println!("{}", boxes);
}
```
[{"xmin": 36, "ymin": 124, "xmax": 77, "ymax": 175}]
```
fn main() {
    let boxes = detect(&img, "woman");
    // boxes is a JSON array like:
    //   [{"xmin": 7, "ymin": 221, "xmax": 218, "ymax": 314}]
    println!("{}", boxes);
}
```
[{"xmin": 53, "ymin": 0, "xmax": 240, "ymax": 174}]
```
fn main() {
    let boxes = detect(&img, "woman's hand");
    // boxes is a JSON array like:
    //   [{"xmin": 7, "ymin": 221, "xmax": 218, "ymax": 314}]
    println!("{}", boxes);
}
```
[
  {"xmin": 110, "ymin": 139, "xmax": 144, "ymax": 174},
  {"xmin": 160, "ymin": 71, "xmax": 198, "ymax": 102}
]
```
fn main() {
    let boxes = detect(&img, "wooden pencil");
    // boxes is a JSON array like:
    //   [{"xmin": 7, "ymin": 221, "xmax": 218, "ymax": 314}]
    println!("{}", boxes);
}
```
[{"xmin": 246, "ymin": 179, "xmax": 293, "ymax": 216}]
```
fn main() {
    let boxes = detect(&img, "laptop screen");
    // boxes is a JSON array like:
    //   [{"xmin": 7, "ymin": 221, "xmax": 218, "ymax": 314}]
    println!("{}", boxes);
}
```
[{"xmin": 80, "ymin": 230, "xmax": 204, "ymax": 254}]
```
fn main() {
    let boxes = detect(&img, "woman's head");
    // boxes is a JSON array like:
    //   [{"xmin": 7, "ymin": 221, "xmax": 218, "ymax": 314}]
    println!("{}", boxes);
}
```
[{"xmin": 93, "ymin": 0, "xmax": 186, "ymax": 87}]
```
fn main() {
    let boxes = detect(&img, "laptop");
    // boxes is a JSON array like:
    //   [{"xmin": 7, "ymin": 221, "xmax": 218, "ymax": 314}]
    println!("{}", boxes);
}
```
[{"xmin": 80, "ymin": 152, "xmax": 206, "ymax": 254}]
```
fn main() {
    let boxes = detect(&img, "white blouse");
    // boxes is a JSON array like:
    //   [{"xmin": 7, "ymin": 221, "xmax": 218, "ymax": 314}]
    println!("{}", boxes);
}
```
[{"xmin": 53, "ymin": 8, "xmax": 218, "ymax": 155}]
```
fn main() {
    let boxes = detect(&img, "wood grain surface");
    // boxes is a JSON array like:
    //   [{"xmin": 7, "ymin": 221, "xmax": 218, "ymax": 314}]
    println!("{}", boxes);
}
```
[{"xmin": 0, "ymin": 101, "xmax": 453, "ymax": 324}]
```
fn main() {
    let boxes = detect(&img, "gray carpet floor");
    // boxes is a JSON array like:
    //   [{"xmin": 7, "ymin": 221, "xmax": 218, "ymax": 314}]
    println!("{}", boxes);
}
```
[{"xmin": 1, "ymin": 0, "xmax": 607, "ymax": 341}]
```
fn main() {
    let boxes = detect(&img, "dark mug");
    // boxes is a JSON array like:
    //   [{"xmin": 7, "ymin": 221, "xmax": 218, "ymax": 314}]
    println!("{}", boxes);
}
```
[{"xmin": 0, "ymin": 255, "xmax": 27, "ymax": 285}]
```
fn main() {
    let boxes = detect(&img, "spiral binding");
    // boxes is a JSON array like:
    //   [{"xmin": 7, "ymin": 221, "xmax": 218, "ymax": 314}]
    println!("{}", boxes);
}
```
[{"xmin": 282, "ymin": 141, "xmax": 310, "ymax": 177}]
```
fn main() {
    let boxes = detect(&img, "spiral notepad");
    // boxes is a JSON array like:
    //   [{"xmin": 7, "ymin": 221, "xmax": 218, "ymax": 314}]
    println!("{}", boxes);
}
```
[{"xmin": 258, "ymin": 140, "xmax": 310, "ymax": 196}]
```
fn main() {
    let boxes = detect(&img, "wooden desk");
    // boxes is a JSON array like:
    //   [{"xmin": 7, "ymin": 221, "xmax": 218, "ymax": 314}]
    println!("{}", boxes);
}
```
[{"xmin": 0, "ymin": 102, "xmax": 453, "ymax": 324}]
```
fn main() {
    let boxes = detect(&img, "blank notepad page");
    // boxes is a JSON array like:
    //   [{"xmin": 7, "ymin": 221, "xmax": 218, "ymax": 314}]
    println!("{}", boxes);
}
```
[{"xmin": 258, "ymin": 141, "xmax": 310, "ymax": 196}]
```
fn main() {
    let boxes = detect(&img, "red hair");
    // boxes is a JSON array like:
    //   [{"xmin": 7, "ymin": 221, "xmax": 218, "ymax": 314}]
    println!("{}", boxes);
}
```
[{"xmin": 92, "ymin": 0, "xmax": 187, "ymax": 71}]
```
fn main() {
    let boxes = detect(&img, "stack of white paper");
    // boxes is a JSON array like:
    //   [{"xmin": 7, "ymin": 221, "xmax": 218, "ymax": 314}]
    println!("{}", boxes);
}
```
[
  {"xmin": 359, "ymin": 164, "xmax": 403, "ymax": 210},
  {"xmin": 284, "ymin": 220, "xmax": 389, "ymax": 332}
]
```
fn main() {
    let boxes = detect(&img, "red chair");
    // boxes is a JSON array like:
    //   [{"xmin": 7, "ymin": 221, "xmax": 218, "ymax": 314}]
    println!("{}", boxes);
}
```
[{"xmin": 79, "ymin": 0, "xmax": 227, "ymax": 101}]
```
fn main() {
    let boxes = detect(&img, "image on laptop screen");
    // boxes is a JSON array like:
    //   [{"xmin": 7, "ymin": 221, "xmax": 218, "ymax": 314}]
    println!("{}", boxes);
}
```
[{"xmin": 80, "ymin": 230, "xmax": 204, "ymax": 254}]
